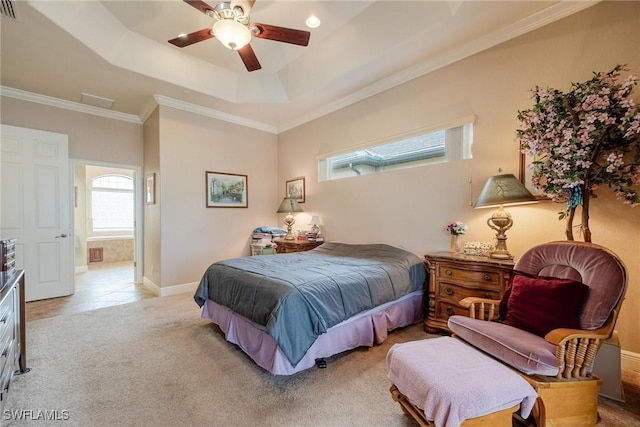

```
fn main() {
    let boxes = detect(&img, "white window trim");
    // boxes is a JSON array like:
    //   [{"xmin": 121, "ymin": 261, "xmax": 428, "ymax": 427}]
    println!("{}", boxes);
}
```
[
  {"xmin": 88, "ymin": 174, "xmax": 135, "ymax": 236},
  {"xmin": 315, "ymin": 115, "xmax": 476, "ymax": 160},
  {"xmin": 318, "ymin": 115, "xmax": 475, "ymax": 182}
]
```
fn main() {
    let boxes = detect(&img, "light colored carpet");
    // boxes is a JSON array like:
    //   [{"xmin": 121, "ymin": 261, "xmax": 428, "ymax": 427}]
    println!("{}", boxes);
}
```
[{"xmin": 5, "ymin": 294, "xmax": 640, "ymax": 426}]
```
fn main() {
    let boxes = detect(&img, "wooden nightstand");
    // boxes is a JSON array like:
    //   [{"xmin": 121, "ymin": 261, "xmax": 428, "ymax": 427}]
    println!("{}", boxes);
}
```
[
  {"xmin": 275, "ymin": 240, "xmax": 323, "ymax": 253},
  {"xmin": 423, "ymin": 251, "xmax": 514, "ymax": 334}
]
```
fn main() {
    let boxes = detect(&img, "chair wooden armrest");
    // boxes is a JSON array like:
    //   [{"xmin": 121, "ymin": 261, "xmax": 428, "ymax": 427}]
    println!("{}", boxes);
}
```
[
  {"xmin": 458, "ymin": 297, "xmax": 501, "ymax": 321},
  {"xmin": 544, "ymin": 314, "xmax": 616, "ymax": 379}
]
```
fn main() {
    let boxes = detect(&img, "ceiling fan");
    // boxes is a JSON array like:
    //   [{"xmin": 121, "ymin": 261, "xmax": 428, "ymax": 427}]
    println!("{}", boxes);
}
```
[{"xmin": 168, "ymin": 0, "xmax": 311, "ymax": 72}]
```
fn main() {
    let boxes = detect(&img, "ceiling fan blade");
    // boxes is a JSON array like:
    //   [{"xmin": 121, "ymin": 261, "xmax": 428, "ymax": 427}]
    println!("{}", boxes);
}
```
[
  {"xmin": 253, "ymin": 23, "xmax": 310, "ymax": 47},
  {"xmin": 184, "ymin": 0, "xmax": 215, "ymax": 16},
  {"xmin": 237, "ymin": 44, "xmax": 261, "ymax": 72},
  {"xmin": 168, "ymin": 28, "xmax": 214, "ymax": 48}
]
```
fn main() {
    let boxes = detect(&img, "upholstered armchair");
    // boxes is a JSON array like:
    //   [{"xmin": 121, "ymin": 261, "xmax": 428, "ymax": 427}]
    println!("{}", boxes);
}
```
[{"xmin": 447, "ymin": 241, "xmax": 627, "ymax": 426}]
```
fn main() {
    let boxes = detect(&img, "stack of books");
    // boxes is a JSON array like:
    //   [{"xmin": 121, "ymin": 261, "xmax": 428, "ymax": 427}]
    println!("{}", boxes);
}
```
[
  {"xmin": 0, "ymin": 238, "xmax": 16, "ymax": 274},
  {"xmin": 252, "ymin": 227, "xmax": 286, "ymax": 243},
  {"xmin": 306, "ymin": 232, "xmax": 324, "ymax": 243},
  {"xmin": 295, "ymin": 230, "xmax": 325, "ymax": 243}
]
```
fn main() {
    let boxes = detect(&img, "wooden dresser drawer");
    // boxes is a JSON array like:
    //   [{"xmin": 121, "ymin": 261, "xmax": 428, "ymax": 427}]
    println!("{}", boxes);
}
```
[
  {"xmin": 0, "ymin": 292, "xmax": 15, "ymax": 340},
  {"xmin": 437, "ymin": 283, "xmax": 499, "ymax": 301},
  {"xmin": 437, "ymin": 264, "xmax": 501, "ymax": 286},
  {"xmin": 435, "ymin": 301, "xmax": 471, "ymax": 319},
  {"xmin": 424, "ymin": 252, "xmax": 514, "ymax": 334},
  {"xmin": 0, "ymin": 338, "xmax": 15, "ymax": 414}
]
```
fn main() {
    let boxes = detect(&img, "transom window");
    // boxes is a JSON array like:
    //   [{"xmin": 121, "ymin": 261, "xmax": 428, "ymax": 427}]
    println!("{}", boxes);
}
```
[
  {"xmin": 318, "ymin": 120, "xmax": 473, "ymax": 181},
  {"xmin": 90, "ymin": 175, "xmax": 134, "ymax": 233}
]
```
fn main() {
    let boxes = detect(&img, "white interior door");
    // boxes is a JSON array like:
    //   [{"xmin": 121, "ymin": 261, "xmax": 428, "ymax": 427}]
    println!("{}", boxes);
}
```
[{"xmin": 1, "ymin": 124, "xmax": 73, "ymax": 301}]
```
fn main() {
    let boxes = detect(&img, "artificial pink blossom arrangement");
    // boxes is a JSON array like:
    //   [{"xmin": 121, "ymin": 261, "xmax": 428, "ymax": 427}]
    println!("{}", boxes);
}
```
[{"xmin": 516, "ymin": 65, "xmax": 640, "ymax": 242}]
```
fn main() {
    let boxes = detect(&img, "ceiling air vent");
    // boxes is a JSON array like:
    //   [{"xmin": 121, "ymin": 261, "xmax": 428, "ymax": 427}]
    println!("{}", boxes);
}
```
[
  {"xmin": 1, "ymin": 0, "xmax": 18, "ymax": 20},
  {"xmin": 81, "ymin": 93, "xmax": 115, "ymax": 109}
]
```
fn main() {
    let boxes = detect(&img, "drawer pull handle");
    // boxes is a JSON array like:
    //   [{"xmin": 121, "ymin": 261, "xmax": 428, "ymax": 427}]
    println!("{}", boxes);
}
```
[
  {"xmin": 484, "ymin": 292, "xmax": 492, "ymax": 298},
  {"xmin": 445, "ymin": 306, "xmax": 454, "ymax": 316},
  {"xmin": 445, "ymin": 269, "xmax": 452, "ymax": 276},
  {"xmin": 445, "ymin": 286, "xmax": 454, "ymax": 296},
  {"xmin": 483, "ymin": 274, "xmax": 492, "ymax": 281}
]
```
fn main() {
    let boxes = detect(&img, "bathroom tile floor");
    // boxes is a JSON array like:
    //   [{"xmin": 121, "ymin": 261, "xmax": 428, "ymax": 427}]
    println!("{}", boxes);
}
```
[{"xmin": 25, "ymin": 262, "xmax": 155, "ymax": 322}]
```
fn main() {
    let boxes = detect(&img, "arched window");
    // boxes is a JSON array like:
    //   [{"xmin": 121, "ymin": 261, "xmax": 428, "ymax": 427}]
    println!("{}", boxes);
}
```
[{"xmin": 90, "ymin": 175, "xmax": 134, "ymax": 232}]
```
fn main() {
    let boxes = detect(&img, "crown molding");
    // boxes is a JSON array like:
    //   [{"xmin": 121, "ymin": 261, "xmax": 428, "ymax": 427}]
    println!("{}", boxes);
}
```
[
  {"xmin": 2, "ymin": 0, "xmax": 600, "ymax": 134},
  {"xmin": 277, "ymin": 1, "xmax": 600, "ymax": 133},
  {"xmin": 0, "ymin": 86, "xmax": 276, "ymax": 133},
  {"xmin": 0, "ymin": 86, "xmax": 142, "ymax": 124},
  {"xmin": 153, "ymin": 95, "xmax": 277, "ymax": 134}
]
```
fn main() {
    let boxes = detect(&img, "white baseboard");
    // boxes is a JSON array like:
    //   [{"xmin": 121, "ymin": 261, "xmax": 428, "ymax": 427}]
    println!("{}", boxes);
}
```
[
  {"xmin": 142, "ymin": 276, "xmax": 160, "ymax": 296},
  {"xmin": 158, "ymin": 281, "xmax": 199, "ymax": 296},
  {"xmin": 75, "ymin": 265, "xmax": 88, "ymax": 274},
  {"xmin": 622, "ymin": 350, "xmax": 640, "ymax": 373},
  {"xmin": 142, "ymin": 277, "xmax": 199, "ymax": 297}
]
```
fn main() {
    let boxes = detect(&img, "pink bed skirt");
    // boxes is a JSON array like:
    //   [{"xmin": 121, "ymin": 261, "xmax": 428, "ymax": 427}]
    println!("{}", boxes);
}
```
[{"xmin": 201, "ymin": 290, "xmax": 424, "ymax": 375}]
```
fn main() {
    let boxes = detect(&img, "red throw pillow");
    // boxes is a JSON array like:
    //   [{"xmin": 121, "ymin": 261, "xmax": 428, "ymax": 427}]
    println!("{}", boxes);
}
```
[
  {"xmin": 503, "ymin": 274, "xmax": 589, "ymax": 337},
  {"xmin": 499, "ymin": 270, "xmax": 538, "ymax": 320}
]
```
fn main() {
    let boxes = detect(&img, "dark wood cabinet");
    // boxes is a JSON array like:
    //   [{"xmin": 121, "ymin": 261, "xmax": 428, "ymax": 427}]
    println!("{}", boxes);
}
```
[
  {"xmin": 275, "ymin": 240, "xmax": 324, "ymax": 253},
  {"xmin": 423, "ymin": 252, "xmax": 514, "ymax": 333},
  {"xmin": 0, "ymin": 270, "xmax": 28, "ymax": 414}
]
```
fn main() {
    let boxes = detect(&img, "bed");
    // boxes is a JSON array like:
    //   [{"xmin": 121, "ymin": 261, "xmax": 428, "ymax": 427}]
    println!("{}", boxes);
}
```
[{"xmin": 194, "ymin": 242, "xmax": 427, "ymax": 375}]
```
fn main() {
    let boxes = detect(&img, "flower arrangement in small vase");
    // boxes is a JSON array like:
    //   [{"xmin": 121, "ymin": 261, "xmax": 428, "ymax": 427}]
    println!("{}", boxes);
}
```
[{"xmin": 446, "ymin": 221, "xmax": 467, "ymax": 252}]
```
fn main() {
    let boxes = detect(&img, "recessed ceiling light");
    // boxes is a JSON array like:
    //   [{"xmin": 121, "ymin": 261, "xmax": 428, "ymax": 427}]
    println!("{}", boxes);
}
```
[{"xmin": 305, "ymin": 15, "xmax": 320, "ymax": 29}]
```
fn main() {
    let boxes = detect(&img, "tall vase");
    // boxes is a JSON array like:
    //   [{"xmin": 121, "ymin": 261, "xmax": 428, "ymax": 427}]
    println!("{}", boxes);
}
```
[{"xmin": 451, "ymin": 235, "xmax": 462, "ymax": 253}]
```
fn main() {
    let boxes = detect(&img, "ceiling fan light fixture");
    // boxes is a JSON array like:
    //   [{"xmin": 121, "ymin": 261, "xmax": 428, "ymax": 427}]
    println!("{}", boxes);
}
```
[{"xmin": 212, "ymin": 19, "xmax": 251, "ymax": 50}]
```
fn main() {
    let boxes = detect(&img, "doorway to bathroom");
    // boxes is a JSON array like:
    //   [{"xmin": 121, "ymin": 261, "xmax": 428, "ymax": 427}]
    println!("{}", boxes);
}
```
[{"xmin": 70, "ymin": 161, "xmax": 147, "ymax": 312}]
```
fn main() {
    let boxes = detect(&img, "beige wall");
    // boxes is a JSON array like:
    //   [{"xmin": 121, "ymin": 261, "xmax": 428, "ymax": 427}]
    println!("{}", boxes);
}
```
[
  {"xmin": 143, "ymin": 108, "xmax": 161, "ymax": 287},
  {"xmin": 154, "ymin": 106, "xmax": 278, "ymax": 288},
  {"xmin": 0, "ymin": 97, "xmax": 143, "ymax": 165},
  {"xmin": 73, "ymin": 165, "xmax": 87, "ymax": 271},
  {"xmin": 278, "ymin": 2, "xmax": 640, "ymax": 355}
]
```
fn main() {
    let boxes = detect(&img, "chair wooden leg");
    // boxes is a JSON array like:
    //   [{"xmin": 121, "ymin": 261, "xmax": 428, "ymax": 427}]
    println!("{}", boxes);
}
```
[
  {"xmin": 389, "ymin": 384, "xmax": 521, "ymax": 427},
  {"xmin": 524, "ymin": 376, "xmax": 602, "ymax": 427},
  {"xmin": 390, "ymin": 385, "xmax": 432, "ymax": 426}
]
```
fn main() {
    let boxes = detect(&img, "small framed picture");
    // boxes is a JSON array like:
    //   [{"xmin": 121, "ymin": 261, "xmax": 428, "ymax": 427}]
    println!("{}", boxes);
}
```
[
  {"xmin": 206, "ymin": 171, "xmax": 248, "ymax": 208},
  {"xmin": 145, "ymin": 173, "xmax": 155, "ymax": 205},
  {"xmin": 286, "ymin": 177, "xmax": 305, "ymax": 203}
]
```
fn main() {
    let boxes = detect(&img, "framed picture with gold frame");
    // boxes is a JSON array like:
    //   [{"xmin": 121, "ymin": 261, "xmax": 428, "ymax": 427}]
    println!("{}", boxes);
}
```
[
  {"xmin": 286, "ymin": 177, "xmax": 305, "ymax": 203},
  {"xmin": 206, "ymin": 171, "xmax": 248, "ymax": 208}
]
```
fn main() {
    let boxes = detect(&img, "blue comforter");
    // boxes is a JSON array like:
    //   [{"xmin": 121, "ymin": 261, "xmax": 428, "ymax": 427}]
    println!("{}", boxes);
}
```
[{"xmin": 194, "ymin": 242, "xmax": 426, "ymax": 366}]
